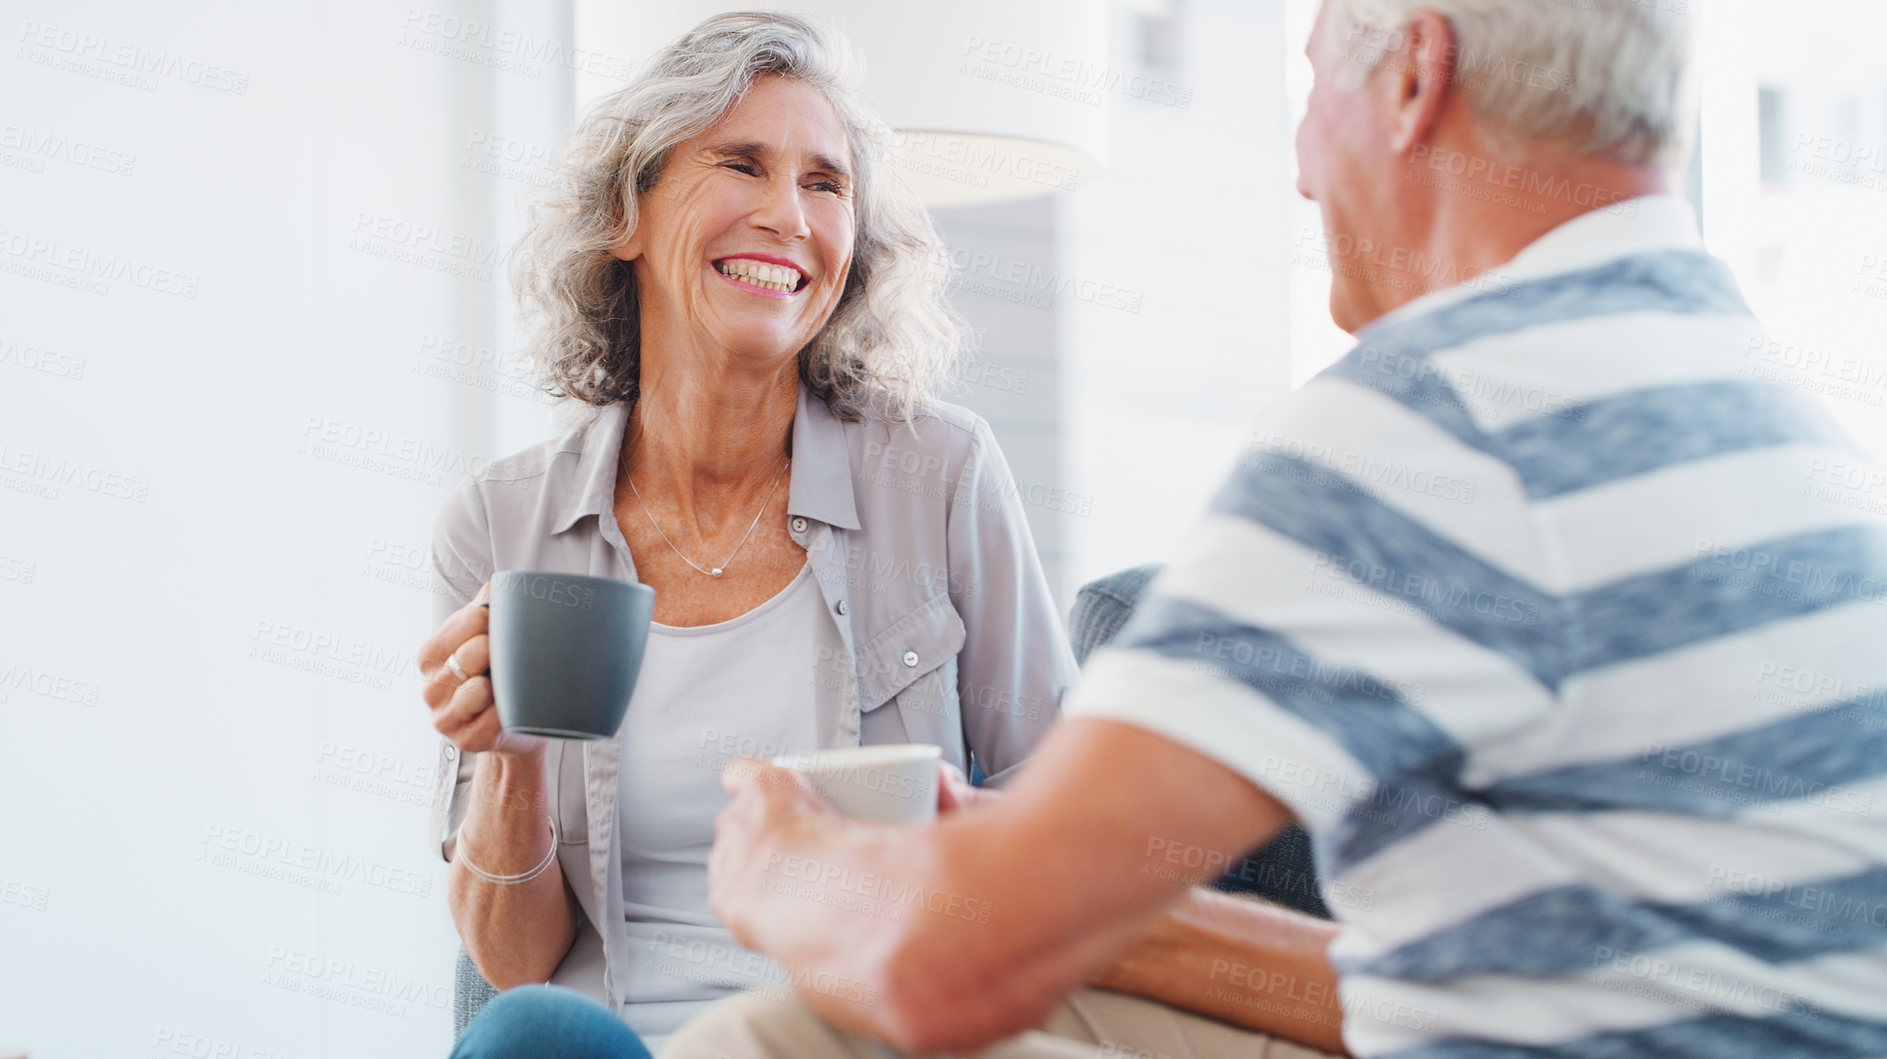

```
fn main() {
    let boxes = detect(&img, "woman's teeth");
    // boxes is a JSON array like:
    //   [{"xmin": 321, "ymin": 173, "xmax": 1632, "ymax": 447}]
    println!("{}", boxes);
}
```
[{"xmin": 716, "ymin": 259, "xmax": 800, "ymax": 293}]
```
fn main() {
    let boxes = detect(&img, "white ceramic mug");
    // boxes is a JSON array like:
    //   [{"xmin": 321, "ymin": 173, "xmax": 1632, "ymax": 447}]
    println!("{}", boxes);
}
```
[{"xmin": 772, "ymin": 744, "xmax": 942, "ymax": 824}]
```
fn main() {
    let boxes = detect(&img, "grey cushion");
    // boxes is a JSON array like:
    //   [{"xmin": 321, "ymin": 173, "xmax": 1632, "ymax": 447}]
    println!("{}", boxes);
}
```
[
  {"xmin": 455, "ymin": 946, "xmax": 499, "ymax": 1039},
  {"xmin": 1068, "ymin": 563, "xmax": 1164, "ymax": 666}
]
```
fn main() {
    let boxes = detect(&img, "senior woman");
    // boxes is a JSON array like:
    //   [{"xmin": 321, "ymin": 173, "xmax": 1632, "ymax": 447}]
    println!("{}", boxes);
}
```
[{"xmin": 414, "ymin": 11, "xmax": 1076, "ymax": 1058}]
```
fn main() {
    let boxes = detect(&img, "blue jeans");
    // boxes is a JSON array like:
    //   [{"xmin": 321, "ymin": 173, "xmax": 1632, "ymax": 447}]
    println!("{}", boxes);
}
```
[{"xmin": 450, "ymin": 986, "xmax": 652, "ymax": 1059}]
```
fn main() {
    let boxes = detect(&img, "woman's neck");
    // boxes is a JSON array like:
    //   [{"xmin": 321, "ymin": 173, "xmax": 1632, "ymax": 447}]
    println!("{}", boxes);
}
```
[{"xmin": 621, "ymin": 343, "xmax": 799, "ymax": 531}]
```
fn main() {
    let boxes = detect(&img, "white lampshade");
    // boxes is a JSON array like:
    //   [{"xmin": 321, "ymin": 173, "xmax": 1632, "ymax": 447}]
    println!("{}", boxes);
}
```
[{"xmin": 574, "ymin": 0, "xmax": 1109, "ymax": 205}]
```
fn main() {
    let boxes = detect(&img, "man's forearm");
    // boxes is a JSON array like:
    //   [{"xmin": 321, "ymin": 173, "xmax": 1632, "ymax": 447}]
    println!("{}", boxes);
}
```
[
  {"xmin": 710, "ymin": 720, "xmax": 1296, "ymax": 1054},
  {"xmin": 1091, "ymin": 888, "xmax": 1346, "ymax": 1055},
  {"xmin": 800, "ymin": 720, "xmax": 1293, "ymax": 1052}
]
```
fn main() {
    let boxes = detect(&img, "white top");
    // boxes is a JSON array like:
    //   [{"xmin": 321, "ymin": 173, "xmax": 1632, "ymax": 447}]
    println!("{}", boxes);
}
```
[
  {"xmin": 1068, "ymin": 196, "xmax": 1887, "ymax": 1055},
  {"xmin": 613, "ymin": 561, "xmax": 846, "ymax": 1044}
]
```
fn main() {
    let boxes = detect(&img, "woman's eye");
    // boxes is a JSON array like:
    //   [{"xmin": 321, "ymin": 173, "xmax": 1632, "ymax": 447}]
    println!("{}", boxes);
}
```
[
  {"xmin": 723, "ymin": 161, "xmax": 758, "ymax": 176},
  {"xmin": 809, "ymin": 180, "xmax": 844, "ymax": 195}
]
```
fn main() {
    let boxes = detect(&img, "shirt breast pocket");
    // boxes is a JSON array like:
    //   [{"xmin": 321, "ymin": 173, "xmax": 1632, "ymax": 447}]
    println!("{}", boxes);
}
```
[{"xmin": 855, "ymin": 592, "xmax": 966, "ymax": 729}]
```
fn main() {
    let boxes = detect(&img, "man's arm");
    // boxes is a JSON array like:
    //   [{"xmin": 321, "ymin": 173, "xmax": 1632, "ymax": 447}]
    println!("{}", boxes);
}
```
[
  {"xmin": 1090, "ymin": 887, "xmax": 1346, "ymax": 1055},
  {"xmin": 709, "ymin": 717, "xmax": 1332, "ymax": 1055},
  {"xmin": 930, "ymin": 760, "xmax": 1348, "ymax": 1051}
]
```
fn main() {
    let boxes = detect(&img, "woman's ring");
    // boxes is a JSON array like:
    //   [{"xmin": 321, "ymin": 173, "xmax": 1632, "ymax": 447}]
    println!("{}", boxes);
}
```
[{"xmin": 446, "ymin": 653, "xmax": 469, "ymax": 682}]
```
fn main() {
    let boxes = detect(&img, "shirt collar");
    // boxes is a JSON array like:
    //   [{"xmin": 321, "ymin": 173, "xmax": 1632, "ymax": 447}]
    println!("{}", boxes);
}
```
[
  {"xmin": 786, "ymin": 383, "xmax": 862, "ymax": 531},
  {"xmin": 552, "ymin": 402, "xmax": 629, "ymax": 536},
  {"xmin": 1363, "ymin": 194, "xmax": 1704, "ymax": 332},
  {"xmin": 551, "ymin": 384, "xmax": 861, "ymax": 535},
  {"xmin": 1500, "ymin": 193, "xmax": 1702, "ymax": 280}
]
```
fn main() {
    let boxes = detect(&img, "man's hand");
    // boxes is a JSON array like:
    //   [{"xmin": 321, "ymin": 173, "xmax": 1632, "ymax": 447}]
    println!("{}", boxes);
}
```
[
  {"xmin": 707, "ymin": 757, "xmax": 846, "ymax": 951},
  {"xmin": 699, "ymin": 722, "xmax": 1301, "ymax": 1054}
]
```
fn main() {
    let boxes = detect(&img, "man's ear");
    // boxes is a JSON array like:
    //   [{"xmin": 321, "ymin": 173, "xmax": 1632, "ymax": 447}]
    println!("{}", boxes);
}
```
[{"xmin": 1383, "ymin": 10, "xmax": 1458, "ymax": 157}]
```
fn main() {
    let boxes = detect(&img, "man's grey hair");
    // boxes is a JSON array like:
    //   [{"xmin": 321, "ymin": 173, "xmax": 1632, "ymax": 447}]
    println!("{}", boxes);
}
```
[
  {"xmin": 1324, "ymin": 0, "xmax": 1694, "ymax": 168},
  {"xmin": 511, "ymin": 11, "xmax": 963, "ymax": 424}
]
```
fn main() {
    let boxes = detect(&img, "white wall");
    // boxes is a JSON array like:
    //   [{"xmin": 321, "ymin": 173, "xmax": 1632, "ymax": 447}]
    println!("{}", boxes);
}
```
[
  {"xmin": 1058, "ymin": 0, "xmax": 1296, "ymax": 588},
  {"xmin": 0, "ymin": 1, "xmax": 578, "ymax": 1054},
  {"xmin": 1705, "ymin": 0, "xmax": 1887, "ymax": 461}
]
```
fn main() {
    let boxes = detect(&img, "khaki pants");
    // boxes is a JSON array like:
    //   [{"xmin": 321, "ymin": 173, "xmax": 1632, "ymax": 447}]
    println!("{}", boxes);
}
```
[{"xmin": 660, "ymin": 986, "xmax": 1344, "ymax": 1059}]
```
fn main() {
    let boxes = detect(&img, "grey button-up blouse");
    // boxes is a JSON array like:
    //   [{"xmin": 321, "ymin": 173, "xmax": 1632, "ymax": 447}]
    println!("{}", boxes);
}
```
[{"xmin": 426, "ymin": 384, "xmax": 1077, "ymax": 1012}]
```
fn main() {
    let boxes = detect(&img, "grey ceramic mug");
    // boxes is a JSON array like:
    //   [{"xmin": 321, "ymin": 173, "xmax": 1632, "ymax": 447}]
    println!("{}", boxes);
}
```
[{"xmin": 488, "ymin": 570, "xmax": 655, "ymax": 740}]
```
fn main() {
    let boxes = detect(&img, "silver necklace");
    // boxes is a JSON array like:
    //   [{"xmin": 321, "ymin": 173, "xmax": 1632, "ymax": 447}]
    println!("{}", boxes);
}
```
[{"xmin": 625, "ymin": 458, "xmax": 790, "ymax": 578}]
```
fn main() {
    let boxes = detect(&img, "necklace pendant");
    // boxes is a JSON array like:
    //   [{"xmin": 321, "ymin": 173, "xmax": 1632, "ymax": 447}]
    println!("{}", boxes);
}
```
[{"xmin": 626, "ymin": 457, "xmax": 787, "ymax": 586}]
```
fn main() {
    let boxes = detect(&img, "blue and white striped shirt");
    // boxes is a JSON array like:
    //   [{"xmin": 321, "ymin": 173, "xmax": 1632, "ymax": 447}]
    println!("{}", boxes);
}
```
[{"xmin": 1068, "ymin": 195, "xmax": 1887, "ymax": 1057}]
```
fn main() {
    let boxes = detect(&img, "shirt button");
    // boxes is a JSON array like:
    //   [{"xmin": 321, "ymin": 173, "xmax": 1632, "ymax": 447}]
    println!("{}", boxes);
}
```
[
  {"xmin": 902, "ymin": 650, "xmax": 919, "ymax": 668},
  {"xmin": 444, "ymin": 746, "xmax": 458, "ymax": 760},
  {"xmin": 836, "ymin": 599, "xmax": 848, "ymax": 615},
  {"xmin": 790, "ymin": 516, "xmax": 809, "ymax": 533}
]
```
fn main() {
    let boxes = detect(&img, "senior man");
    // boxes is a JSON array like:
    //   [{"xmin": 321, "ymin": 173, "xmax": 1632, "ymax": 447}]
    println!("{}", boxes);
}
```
[{"xmin": 669, "ymin": 1, "xmax": 1887, "ymax": 1056}]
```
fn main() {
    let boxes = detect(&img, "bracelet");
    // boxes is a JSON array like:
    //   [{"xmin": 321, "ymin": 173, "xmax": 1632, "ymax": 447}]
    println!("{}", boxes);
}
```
[{"xmin": 456, "ymin": 815, "xmax": 559, "ymax": 885}]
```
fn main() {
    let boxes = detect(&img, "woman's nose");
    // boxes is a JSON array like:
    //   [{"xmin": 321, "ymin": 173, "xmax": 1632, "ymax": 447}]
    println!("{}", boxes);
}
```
[{"xmin": 750, "ymin": 178, "xmax": 811, "ymax": 240}]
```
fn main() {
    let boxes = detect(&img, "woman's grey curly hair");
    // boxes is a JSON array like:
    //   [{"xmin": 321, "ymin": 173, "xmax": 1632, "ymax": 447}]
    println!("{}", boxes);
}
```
[{"xmin": 511, "ymin": 10, "xmax": 963, "ymax": 423}]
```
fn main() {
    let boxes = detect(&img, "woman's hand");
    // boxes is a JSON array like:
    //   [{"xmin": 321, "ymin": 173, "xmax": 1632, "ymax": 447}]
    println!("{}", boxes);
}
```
[{"xmin": 417, "ymin": 583, "xmax": 545, "ymax": 759}]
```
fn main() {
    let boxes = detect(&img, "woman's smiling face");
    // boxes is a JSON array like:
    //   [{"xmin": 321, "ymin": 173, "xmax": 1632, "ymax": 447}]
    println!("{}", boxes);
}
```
[{"xmin": 616, "ymin": 74, "xmax": 858, "ymax": 365}]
